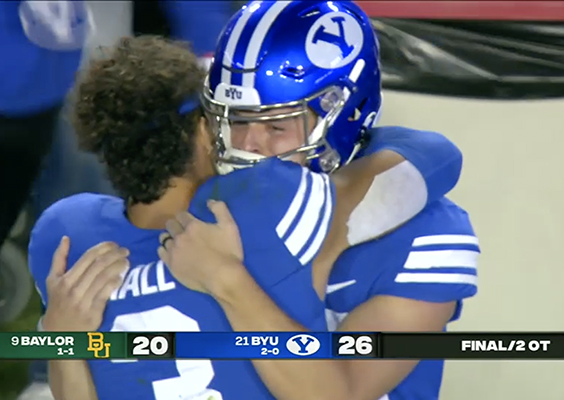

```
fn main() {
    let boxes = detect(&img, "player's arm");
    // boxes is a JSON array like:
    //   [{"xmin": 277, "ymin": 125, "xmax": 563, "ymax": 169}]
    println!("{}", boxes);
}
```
[
  {"xmin": 315, "ymin": 128, "xmax": 462, "ymax": 289},
  {"xmin": 30, "ymin": 235, "xmax": 98, "ymax": 400},
  {"xmin": 327, "ymin": 231, "xmax": 479, "ymax": 400},
  {"xmin": 214, "ymin": 234, "xmax": 478, "ymax": 400},
  {"xmin": 331, "ymin": 127, "xmax": 463, "ymax": 244},
  {"xmin": 28, "ymin": 211, "xmax": 128, "ymax": 400},
  {"xmin": 47, "ymin": 359, "xmax": 98, "ymax": 400}
]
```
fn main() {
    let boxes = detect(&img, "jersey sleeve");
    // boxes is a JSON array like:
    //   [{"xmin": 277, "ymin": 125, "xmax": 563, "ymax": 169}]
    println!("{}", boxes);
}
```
[
  {"xmin": 363, "ymin": 126, "xmax": 463, "ymax": 204},
  {"xmin": 190, "ymin": 158, "xmax": 336, "ymax": 288},
  {"xmin": 374, "ymin": 201, "xmax": 480, "ymax": 320},
  {"xmin": 379, "ymin": 233, "xmax": 479, "ymax": 303},
  {"xmin": 28, "ymin": 205, "xmax": 67, "ymax": 308}
]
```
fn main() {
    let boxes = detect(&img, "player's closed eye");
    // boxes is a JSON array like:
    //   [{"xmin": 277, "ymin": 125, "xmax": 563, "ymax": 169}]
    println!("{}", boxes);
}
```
[{"xmin": 268, "ymin": 124, "xmax": 286, "ymax": 134}]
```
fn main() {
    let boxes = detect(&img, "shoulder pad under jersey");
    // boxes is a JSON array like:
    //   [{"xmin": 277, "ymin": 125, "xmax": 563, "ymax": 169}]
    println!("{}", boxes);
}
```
[{"xmin": 190, "ymin": 158, "xmax": 336, "ymax": 288}]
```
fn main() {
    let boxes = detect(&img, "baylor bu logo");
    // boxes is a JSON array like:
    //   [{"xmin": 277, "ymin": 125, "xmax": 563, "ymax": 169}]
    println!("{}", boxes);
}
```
[{"xmin": 87, "ymin": 332, "xmax": 111, "ymax": 358}]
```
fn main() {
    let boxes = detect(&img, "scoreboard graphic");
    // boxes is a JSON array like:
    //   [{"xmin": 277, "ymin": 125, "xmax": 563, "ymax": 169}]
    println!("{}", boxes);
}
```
[{"xmin": 2, "ymin": 332, "xmax": 564, "ymax": 360}]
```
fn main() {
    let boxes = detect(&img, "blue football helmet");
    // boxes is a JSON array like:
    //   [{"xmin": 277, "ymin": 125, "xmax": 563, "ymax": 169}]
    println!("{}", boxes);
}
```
[{"xmin": 202, "ymin": 0, "xmax": 382, "ymax": 174}]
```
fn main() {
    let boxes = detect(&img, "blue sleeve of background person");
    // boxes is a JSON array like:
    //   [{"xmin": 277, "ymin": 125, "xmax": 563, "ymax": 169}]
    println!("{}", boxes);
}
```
[
  {"xmin": 189, "ymin": 158, "xmax": 335, "ymax": 330},
  {"xmin": 362, "ymin": 126, "xmax": 463, "ymax": 204},
  {"xmin": 160, "ymin": 1, "xmax": 233, "ymax": 56},
  {"xmin": 28, "ymin": 204, "xmax": 68, "ymax": 308},
  {"xmin": 0, "ymin": 1, "xmax": 83, "ymax": 115}
]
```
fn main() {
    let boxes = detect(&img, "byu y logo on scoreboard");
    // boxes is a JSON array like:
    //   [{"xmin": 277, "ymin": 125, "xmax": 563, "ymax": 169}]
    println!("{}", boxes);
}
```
[
  {"xmin": 305, "ymin": 12, "xmax": 364, "ymax": 69},
  {"xmin": 286, "ymin": 334, "xmax": 321, "ymax": 356}
]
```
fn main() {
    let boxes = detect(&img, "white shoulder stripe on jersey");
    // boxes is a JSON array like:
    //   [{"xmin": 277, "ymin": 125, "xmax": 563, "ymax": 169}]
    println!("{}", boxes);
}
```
[
  {"xmin": 325, "ymin": 309, "xmax": 349, "ymax": 331},
  {"xmin": 395, "ymin": 272, "xmax": 477, "ymax": 285},
  {"xmin": 412, "ymin": 234, "xmax": 479, "ymax": 247},
  {"xmin": 299, "ymin": 174, "xmax": 333, "ymax": 265},
  {"xmin": 403, "ymin": 249, "xmax": 479, "ymax": 270},
  {"xmin": 284, "ymin": 172, "xmax": 326, "ymax": 256},
  {"xmin": 242, "ymin": 1, "xmax": 293, "ymax": 88},
  {"xmin": 220, "ymin": 1, "xmax": 257, "ymax": 85},
  {"xmin": 276, "ymin": 167, "xmax": 308, "ymax": 237},
  {"xmin": 275, "ymin": 169, "xmax": 333, "ymax": 265}
]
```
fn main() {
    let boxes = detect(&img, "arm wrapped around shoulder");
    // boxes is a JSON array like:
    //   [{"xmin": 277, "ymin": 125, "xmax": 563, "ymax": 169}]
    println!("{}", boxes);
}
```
[{"xmin": 363, "ymin": 126, "xmax": 463, "ymax": 204}]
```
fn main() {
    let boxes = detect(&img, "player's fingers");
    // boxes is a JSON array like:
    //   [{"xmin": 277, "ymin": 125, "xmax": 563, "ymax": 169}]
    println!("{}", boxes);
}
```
[
  {"xmin": 208, "ymin": 200, "xmax": 235, "ymax": 227},
  {"xmin": 165, "ymin": 217, "xmax": 184, "ymax": 238},
  {"xmin": 159, "ymin": 233, "xmax": 174, "ymax": 251},
  {"xmin": 175, "ymin": 211, "xmax": 196, "ymax": 230},
  {"xmin": 73, "ymin": 248, "xmax": 129, "ymax": 297},
  {"xmin": 157, "ymin": 245, "xmax": 171, "ymax": 266},
  {"xmin": 81, "ymin": 257, "xmax": 129, "ymax": 306},
  {"xmin": 90, "ymin": 275, "xmax": 124, "ymax": 312},
  {"xmin": 66, "ymin": 242, "xmax": 119, "ymax": 283},
  {"xmin": 48, "ymin": 236, "xmax": 70, "ymax": 279}
]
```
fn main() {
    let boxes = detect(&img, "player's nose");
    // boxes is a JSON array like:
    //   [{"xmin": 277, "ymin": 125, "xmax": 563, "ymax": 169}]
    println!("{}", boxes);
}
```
[{"xmin": 237, "ymin": 124, "xmax": 268, "ymax": 155}]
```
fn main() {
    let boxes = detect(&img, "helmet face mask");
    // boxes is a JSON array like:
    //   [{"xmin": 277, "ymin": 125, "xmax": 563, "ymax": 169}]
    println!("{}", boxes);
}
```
[
  {"xmin": 202, "ymin": 79, "xmax": 349, "ymax": 174},
  {"xmin": 203, "ymin": 1, "xmax": 383, "ymax": 175}
]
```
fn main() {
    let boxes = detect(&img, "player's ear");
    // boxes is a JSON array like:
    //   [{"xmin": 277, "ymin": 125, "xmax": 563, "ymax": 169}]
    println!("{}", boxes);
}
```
[
  {"xmin": 196, "ymin": 116, "xmax": 213, "ymax": 156},
  {"xmin": 190, "ymin": 115, "xmax": 216, "ymax": 180}
]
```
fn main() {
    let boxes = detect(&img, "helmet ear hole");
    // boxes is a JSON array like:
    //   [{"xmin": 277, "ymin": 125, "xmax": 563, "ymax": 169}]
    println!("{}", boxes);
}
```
[{"xmin": 348, "ymin": 97, "xmax": 368, "ymax": 122}]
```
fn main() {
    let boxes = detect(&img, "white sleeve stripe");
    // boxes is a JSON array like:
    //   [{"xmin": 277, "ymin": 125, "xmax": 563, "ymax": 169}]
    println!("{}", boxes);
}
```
[
  {"xmin": 34, "ymin": 283, "xmax": 46, "ymax": 306},
  {"xmin": 395, "ymin": 272, "xmax": 477, "ymax": 285},
  {"xmin": 299, "ymin": 174, "xmax": 333, "ymax": 265},
  {"xmin": 276, "ymin": 167, "xmax": 309, "ymax": 237},
  {"xmin": 325, "ymin": 309, "xmax": 349, "ymax": 331},
  {"xmin": 285, "ymin": 172, "xmax": 326, "ymax": 257},
  {"xmin": 403, "ymin": 249, "xmax": 479, "ymax": 270},
  {"xmin": 412, "ymin": 234, "xmax": 479, "ymax": 247}
]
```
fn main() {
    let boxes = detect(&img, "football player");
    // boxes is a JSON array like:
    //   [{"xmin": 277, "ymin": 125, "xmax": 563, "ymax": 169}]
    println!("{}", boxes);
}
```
[
  {"xmin": 29, "ymin": 35, "xmax": 461, "ymax": 400},
  {"xmin": 162, "ymin": 1, "xmax": 480, "ymax": 400}
]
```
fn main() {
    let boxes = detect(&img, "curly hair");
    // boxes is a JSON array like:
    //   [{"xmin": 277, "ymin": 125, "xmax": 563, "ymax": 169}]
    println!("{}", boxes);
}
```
[{"xmin": 72, "ymin": 35, "xmax": 206, "ymax": 204}]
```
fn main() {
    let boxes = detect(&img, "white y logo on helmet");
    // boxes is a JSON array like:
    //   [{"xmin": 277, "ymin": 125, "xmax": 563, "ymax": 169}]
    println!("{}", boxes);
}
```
[{"xmin": 305, "ymin": 11, "xmax": 364, "ymax": 69}]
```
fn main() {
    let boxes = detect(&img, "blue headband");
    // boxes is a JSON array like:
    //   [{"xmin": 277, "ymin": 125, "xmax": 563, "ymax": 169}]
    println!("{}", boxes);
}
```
[{"xmin": 178, "ymin": 97, "xmax": 200, "ymax": 115}]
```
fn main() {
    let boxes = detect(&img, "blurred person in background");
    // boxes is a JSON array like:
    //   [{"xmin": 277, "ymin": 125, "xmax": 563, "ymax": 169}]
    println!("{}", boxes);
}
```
[
  {"xmin": 134, "ymin": 0, "xmax": 235, "ymax": 68},
  {"xmin": 0, "ymin": 0, "xmax": 88, "ymax": 252},
  {"xmin": 2, "ymin": 2, "xmax": 91, "ymax": 400},
  {"xmin": 34, "ymin": 0, "xmax": 236, "ymax": 219}
]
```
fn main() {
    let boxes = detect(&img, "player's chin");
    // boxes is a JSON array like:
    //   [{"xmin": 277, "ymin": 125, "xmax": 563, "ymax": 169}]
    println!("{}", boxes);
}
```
[{"xmin": 280, "ymin": 153, "xmax": 307, "ymax": 166}]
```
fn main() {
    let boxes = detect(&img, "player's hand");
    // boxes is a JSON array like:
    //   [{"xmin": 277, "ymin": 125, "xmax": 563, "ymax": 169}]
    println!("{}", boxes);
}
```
[
  {"xmin": 42, "ymin": 237, "xmax": 130, "ymax": 332},
  {"xmin": 158, "ymin": 200, "xmax": 244, "ymax": 294}
]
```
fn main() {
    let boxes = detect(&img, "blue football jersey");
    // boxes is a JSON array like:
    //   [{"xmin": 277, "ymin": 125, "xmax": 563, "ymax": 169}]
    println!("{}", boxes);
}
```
[
  {"xmin": 29, "ymin": 159, "xmax": 334, "ymax": 400},
  {"xmin": 326, "ymin": 197, "xmax": 480, "ymax": 400}
]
